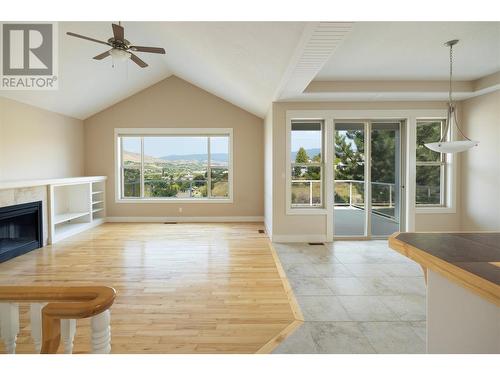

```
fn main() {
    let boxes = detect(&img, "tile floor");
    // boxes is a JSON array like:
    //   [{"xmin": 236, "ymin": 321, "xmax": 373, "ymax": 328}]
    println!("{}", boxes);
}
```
[{"xmin": 272, "ymin": 240, "xmax": 426, "ymax": 354}]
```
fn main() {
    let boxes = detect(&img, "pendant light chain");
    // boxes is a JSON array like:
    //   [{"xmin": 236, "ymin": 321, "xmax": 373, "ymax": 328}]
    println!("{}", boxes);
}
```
[
  {"xmin": 449, "ymin": 42, "xmax": 453, "ymax": 104},
  {"xmin": 439, "ymin": 43, "xmax": 453, "ymax": 143},
  {"xmin": 443, "ymin": 40, "xmax": 473, "ymax": 142}
]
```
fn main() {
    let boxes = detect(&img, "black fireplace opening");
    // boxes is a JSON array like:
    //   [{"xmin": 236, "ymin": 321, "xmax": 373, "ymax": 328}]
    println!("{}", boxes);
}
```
[{"xmin": 0, "ymin": 201, "xmax": 43, "ymax": 263}]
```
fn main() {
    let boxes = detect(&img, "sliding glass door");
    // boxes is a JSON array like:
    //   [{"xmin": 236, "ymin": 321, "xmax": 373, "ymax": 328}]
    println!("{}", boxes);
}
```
[
  {"xmin": 370, "ymin": 122, "xmax": 401, "ymax": 236},
  {"xmin": 334, "ymin": 121, "xmax": 403, "ymax": 238},
  {"xmin": 334, "ymin": 123, "xmax": 366, "ymax": 236}
]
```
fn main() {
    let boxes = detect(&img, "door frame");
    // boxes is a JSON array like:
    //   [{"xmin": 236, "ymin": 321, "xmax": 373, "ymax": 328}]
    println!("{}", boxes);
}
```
[{"xmin": 285, "ymin": 108, "xmax": 448, "ymax": 243}]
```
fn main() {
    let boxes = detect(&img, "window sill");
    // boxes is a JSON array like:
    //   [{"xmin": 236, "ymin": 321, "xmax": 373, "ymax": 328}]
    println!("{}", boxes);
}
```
[
  {"xmin": 286, "ymin": 208, "xmax": 327, "ymax": 216},
  {"xmin": 116, "ymin": 198, "xmax": 233, "ymax": 204},
  {"xmin": 415, "ymin": 206, "xmax": 456, "ymax": 214}
]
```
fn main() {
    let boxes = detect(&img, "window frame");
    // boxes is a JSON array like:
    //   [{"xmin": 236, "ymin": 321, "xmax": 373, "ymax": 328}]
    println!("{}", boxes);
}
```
[
  {"xmin": 286, "ymin": 119, "xmax": 327, "ymax": 215},
  {"xmin": 115, "ymin": 128, "xmax": 233, "ymax": 203},
  {"xmin": 415, "ymin": 119, "xmax": 452, "ymax": 210}
]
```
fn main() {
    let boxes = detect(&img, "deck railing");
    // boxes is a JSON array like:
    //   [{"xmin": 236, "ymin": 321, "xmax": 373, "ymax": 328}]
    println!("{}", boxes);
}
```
[
  {"xmin": 291, "ymin": 179, "xmax": 398, "ymax": 220},
  {"xmin": 0, "ymin": 285, "xmax": 116, "ymax": 354}
]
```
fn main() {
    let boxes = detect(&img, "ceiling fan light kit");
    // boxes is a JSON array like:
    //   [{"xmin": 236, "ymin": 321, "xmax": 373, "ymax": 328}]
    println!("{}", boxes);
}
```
[
  {"xmin": 110, "ymin": 48, "xmax": 131, "ymax": 65},
  {"xmin": 424, "ymin": 39, "xmax": 479, "ymax": 154},
  {"xmin": 66, "ymin": 22, "xmax": 166, "ymax": 69}
]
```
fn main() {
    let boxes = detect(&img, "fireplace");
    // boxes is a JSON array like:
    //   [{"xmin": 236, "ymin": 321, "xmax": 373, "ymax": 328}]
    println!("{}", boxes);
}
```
[{"xmin": 0, "ymin": 201, "xmax": 43, "ymax": 263}]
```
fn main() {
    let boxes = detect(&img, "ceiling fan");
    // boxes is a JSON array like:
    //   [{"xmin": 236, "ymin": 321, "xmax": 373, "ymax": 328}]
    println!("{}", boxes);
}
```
[{"xmin": 66, "ymin": 22, "xmax": 166, "ymax": 68}]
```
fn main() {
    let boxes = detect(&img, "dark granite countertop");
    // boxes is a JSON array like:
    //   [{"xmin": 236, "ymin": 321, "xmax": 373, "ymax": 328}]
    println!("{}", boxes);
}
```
[{"xmin": 394, "ymin": 232, "xmax": 500, "ymax": 287}]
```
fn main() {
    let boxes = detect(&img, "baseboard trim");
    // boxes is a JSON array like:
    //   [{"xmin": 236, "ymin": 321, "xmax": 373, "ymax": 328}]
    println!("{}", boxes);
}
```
[
  {"xmin": 264, "ymin": 220, "xmax": 273, "ymax": 241},
  {"xmin": 271, "ymin": 234, "xmax": 327, "ymax": 243},
  {"xmin": 106, "ymin": 216, "xmax": 264, "ymax": 223}
]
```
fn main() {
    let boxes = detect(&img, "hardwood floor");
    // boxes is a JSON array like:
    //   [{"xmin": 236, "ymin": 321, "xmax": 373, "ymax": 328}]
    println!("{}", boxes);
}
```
[{"xmin": 0, "ymin": 223, "xmax": 301, "ymax": 354}]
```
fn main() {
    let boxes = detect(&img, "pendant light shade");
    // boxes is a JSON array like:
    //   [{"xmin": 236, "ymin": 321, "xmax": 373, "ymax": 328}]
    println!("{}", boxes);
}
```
[
  {"xmin": 425, "ymin": 140, "xmax": 478, "ymax": 153},
  {"xmin": 424, "ymin": 40, "xmax": 479, "ymax": 154}
]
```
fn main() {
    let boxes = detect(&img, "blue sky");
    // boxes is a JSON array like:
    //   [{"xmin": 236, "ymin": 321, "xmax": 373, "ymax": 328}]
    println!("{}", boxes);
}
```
[
  {"xmin": 291, "ymin": 130, "xmax": 321, "ymax": 152},
  {"xmin": 122, "ymin": 136, "xmax": 228, "ymax": 157},
  {"xmin": 291, "ymin": 130, "xmax": 358, "ymax": 154},
  {"xmin": 123, "ymin": 130, "xmax": 356, "ymax": 158}
]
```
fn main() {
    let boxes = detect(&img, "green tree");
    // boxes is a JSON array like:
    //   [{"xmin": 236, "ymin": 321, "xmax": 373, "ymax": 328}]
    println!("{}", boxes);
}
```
[
  {"xmin": 147, "ymin": 180, "xmax": 178, "ymax": 197},
  {"xmin": 334, "ymin": 130, "xmax": 365, "ymax": 204},
  {"xmin": 293, "ymin": 147, "xmax": 309, "ymax": 179},
  {"xmin": 371, "ymin": 129, "xmax": 395, "ymax": 184},
  {"xmin": 370, "ymin": 129, "xmax": 396, "ymax": 205},
  {"xmin": 334, "ymin": 128, "xmax": 401, "ymax": 206},
  {"xmin": 193, "ymin": 173, "xmax": 206, "ymax": 181},
  {"xmin": 123, "ymin": 168, "xmax": 140, "ymax": 197},
  {"xmin": 416, "ymin": 122, "xmax": 441, "ymax": 162},
  {"xmin": 415, "ymin": 122, "xmax": 442, "ymax": 204},
  {"xmin": 295, "ymin": 147, "xmax": 309, "ymax": 163},
  {"xmin": 335, "ymin": 131, "xmax": 364, "ymax": 181}
]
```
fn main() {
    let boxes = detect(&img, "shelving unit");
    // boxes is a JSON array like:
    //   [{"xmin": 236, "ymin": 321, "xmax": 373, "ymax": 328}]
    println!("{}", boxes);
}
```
[
  {"xmin": 54, "ymin": 211, "xmax": 90, "ymax": 224},
  {"xmin": 91, "ymin": 180, "xmax": 106, "ymax": 222},
  {"xmin": 49, "ymin": 176, "xmax": 106, "ymax": 243}
]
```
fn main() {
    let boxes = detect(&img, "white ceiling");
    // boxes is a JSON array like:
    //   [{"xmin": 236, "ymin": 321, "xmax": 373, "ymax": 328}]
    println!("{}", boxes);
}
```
[
  {"xmin": 0, "ymin": 22, "xmax": 305, "ymax": 119},
  {"xmin": 316, "ymin": 22, "xmax": 500, "ymax": 81},
  {"xmin": 1, "ymin": 22, "xmax": 499, "ymax": 119}
]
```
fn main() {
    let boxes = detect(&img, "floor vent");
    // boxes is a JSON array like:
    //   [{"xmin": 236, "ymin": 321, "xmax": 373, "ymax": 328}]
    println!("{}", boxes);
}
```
[
  {"xmin": 308, "ymin": 242, "xmax": 324, "ymax": 246},
  {"xmin": 164, "ymin": 222, "xmax": 178, "ymax": 224},
  {"xmin": 258, "ymin": 229, "xmax": 265, "ymax": 234}
]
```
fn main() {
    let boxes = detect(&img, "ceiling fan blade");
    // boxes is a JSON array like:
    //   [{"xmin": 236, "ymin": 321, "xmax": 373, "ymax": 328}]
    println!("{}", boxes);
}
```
[
  {"xmin": 93, "ymin": 50, "xmax": 111, "ymax": 60},
  {"xmin": 66, "ymin": 32, "xmax": 110, "ymax": 46},
  {"xmin": 130, "ymin": 46, "xmax": 166, "ymax": 54},
  {"xmin": 130, "ymin": 53, "xmax": 148, "ymax": 68},
  {"xmin": 112, "ymin": 23, "xmax": 124, "ymax": 41}
]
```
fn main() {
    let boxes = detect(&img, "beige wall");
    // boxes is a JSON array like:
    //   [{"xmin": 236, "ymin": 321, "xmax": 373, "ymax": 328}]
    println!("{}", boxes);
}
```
[
  {"xmin": 460, "ymin": 91, "xmax": 500, "ymax": 231},
  {"xmin": 84, "ymin": 76, "xmax": 264, "ymax": 219},
  {"xmin": 414, "ymin": 211, "xmax": 461, "ymax": 232},
  {"xmin": 271, "ymin": 101, "xmax": 461, "ymax": 240},
  {"xmin": 0, "ymin": 97, "xmax": 84, "ymax": 181}
]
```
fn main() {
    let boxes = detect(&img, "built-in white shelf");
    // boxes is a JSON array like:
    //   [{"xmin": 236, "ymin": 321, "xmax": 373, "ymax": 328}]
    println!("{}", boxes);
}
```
[
  {"xmin": 54, "ymin": 211, "xmax": 89, "ymax": 225},
  {"xmin": 49, "ymin": 176, "xmax": 107, "ymax": 243},
  {"xmin": 54, "ymin": 222, "xmax": 93, "ymax": 242},
  {"xmin": 0, "ymin": 176, "xmax": 107, "ymax": 191}
]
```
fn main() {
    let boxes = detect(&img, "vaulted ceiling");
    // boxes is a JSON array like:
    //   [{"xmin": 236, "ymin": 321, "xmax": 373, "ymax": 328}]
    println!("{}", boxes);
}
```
[
  {"xmin": 0, "ymin": 22, "xmax": 306, "ymax": 119},
  {"xmin": 1, "ymin": 21, "xmax": 498, "ymax": 119}
]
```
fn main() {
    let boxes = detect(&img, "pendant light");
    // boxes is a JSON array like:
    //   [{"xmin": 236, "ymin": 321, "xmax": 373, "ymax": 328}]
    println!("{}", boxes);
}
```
[{"xmin": 425, "ymin": 40, "xmax": 479, "ymax": 153}]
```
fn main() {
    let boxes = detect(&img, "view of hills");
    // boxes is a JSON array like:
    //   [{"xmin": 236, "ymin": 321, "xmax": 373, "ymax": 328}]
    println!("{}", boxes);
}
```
[
  {"xmin": 125, "ymin": 148, "xmax": 319, "ymax": 164},
  {"xmin": 123, "ymin": 151, "xmax": 228, "ymax": 164},
  {"xmin": 160, "ymin": 153, "xmax": 228, "ymax": 162},
  {"xmin": 291, "ymin": 148, "xmax": 321, "ymax": 160}
]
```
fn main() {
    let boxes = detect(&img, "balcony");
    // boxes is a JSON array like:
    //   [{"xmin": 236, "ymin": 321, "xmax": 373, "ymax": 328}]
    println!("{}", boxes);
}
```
[{"xmin": 291, "ymin": 179, "xmax": 400, "ymax": 236}]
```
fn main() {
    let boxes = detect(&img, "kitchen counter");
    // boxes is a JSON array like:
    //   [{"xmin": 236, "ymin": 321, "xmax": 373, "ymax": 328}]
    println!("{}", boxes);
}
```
[{"xmin": 389, "ymin": 232, "xmax": 500, "ymax": 354}]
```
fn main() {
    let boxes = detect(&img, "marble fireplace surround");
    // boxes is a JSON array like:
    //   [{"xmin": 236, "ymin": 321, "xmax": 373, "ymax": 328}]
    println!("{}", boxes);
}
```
[{"xmin": 0, "ymin": 186, "xmax": 49, "ymax": 246}]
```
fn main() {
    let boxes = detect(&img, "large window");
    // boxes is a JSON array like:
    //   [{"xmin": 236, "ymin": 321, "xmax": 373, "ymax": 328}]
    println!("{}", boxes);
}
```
[
  {"xmin": 415, "ymin": 120, "xmax": 446, "ymax": 206},
  {"xmin": 117, "ymin": 129, "xmax": 231, "ymax": 201},
  {"xmin": 290, "ymin": 121, "xmax": 324, "ymax": 208}
]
